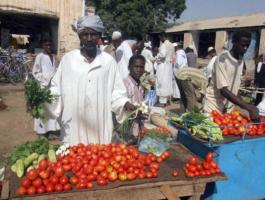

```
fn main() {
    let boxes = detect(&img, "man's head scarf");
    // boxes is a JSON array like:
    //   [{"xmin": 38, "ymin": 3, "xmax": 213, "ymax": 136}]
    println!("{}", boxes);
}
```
[
  {"xmin": 144, "ymin": 41, "xmax": 152, "ymax": 48},
  {"xmin": 76, "ymin": 15, "xmax": 105, "ymax": 34}
]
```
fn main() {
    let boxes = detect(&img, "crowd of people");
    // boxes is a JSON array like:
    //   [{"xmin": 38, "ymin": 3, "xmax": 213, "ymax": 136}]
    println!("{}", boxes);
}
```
[{"xmin": 31, "ymin": 15, "xmax": 265, "ymax": 145}]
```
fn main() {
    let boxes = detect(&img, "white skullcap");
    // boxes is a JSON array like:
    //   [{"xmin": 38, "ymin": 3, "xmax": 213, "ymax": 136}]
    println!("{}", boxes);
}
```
[
  {"xmin": 208, "ymin": 46, "xmax": 214, "ymax": 52},
  {"xmin": 144, "ymin": 41, "xmax": 152, "ymax": 48},
  {"xmin": 76, "ymin": 15, "xmax": 105, "ymax": 33},
  {"xmin": 173, "ymin": 42, "xmax": 178, "ymax": 47},
  {"xmin": 112, "ymin": 31, "xmax": 122, "ymax": 40}
]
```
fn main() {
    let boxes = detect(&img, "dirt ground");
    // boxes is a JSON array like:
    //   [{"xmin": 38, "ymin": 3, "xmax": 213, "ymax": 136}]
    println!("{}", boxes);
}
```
[
  {"xmin": 0, "ymin": 84, "xmax": 183, "ymax": 159},
  {"xmin": 0, "ymin": 84, "xmax": 37, "ymax": 157}
]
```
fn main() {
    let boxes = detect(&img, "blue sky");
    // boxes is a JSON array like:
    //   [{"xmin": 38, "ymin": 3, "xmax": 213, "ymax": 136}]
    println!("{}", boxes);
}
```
[{"xmin": 179, "ymin": 0, "xmax": 265, "ymax": 22}]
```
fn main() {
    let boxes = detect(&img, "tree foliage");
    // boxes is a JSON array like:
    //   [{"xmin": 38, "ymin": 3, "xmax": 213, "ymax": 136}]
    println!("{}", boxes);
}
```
[{"xmin": 86, "ymin": 0, "xmax": 186, "ymax": 37}]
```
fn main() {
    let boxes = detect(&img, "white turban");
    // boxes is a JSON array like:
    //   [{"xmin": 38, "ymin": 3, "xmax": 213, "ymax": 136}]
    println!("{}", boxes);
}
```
[
  {"xmin": 76, "ymin": 15, "xmax": 105, "ymax": 33},
  {"xmin": 112, "ymin": 31, "xmax": 122, "ymax": 40},
  {"xmin": 144, "ymin": 41, "xmax": 152, "ymax": 48}
]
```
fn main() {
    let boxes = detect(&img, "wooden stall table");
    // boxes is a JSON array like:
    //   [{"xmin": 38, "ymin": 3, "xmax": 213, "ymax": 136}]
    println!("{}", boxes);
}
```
[{"xmin": 2, "ymin": 144, "xmax": 226, "ymax": 200}]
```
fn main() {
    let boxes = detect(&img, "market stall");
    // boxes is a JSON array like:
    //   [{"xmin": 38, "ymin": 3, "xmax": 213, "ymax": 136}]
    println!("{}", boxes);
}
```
[
  {"xmin": 1, "ymin": 142, "xmax": 226, "ymax": 200},
  {"xmin": 170, "ymin": 110, "xmax": 265, "ymax": 200}
]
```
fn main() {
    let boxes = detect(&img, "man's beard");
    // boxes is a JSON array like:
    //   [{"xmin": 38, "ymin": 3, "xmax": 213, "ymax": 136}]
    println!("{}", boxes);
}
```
[{"xmin": 80, "ymin": 41, "xmax": 97, "ymax": 58}]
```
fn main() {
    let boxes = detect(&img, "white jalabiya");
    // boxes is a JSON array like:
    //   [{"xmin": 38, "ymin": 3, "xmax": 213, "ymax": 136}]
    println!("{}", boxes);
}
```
[
  {"xmin": 155, "ymin": 40, "xmax": 174, "ymax": 102},
  {"xmin": 32, "ymin": 53, "xmax": 60, "ymax": 134},
  {"xmin": 116, "ymin": 40, "xmax": 135, "ymax": 79},
  {"xmin": 175, "ymin": 49, "xmax": 188, "ymax": 69},
  {"xmin": 45, "ymin": 49, "xmax": 129, "ymax": 145},
  {"xmin": 141, "ymin": 48, "xmax": 155, "ymax": 75}
]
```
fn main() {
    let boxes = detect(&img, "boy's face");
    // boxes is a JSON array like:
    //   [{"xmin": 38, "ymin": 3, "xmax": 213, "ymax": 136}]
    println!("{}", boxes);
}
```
[
  {"xmin": 42, "ymin": 41, "xmax": 53, "ymax": 54},
  {"xmin": 129, "ymin": 59, "xmax": 145, "ymax": 81},
  {"xmin": 234, "ymin": 37, "xmax": 251, "ymax": 56}
]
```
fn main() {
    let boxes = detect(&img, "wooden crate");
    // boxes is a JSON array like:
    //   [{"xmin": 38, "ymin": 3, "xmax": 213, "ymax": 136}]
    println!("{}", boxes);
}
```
[{"xmin": 2, "ymin": 143, "xmax": 227, "ymax": 200}]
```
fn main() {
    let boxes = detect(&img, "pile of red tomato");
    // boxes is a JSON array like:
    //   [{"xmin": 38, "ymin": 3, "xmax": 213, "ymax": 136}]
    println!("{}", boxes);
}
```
[
  {"xmin": 17, "ymin": 143, "xmax": 170, "ymax": 196},
  {"xmin": 183, "ymin": 152, "xmax": 222, "ymax": 177},
  {"xmin": 211, "ymin": 110, "xmax": 265, "ymax": 136}
]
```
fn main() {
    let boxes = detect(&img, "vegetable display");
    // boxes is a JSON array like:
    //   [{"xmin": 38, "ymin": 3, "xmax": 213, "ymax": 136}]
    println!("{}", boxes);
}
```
[
  {"xmin": 183, "ymin": 152, "xmax": 222, "ymax": 177},
  {"xmin": 16, "ymin": 143, "xmax": 171, "ymax": 196},
  {"xmin": 24, "ymin": 78, "xmax": 55, "ymax": 121},
  {"xmin": 211, "ymin": 110, "xmax": 265, "ymax": 136},
  {"xmin": 7, "ymin": 138, "xmax": 58, "ymax": 177},
  {"xmin": 171, "ymin": 110, "xmax": 223, "ymax": 142}
]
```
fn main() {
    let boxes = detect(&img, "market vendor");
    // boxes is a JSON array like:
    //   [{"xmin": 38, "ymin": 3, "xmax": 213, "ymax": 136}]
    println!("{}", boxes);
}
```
[
  {"xmin": 45, "ymin": 15, "xmax": 136, "ymax": 145},
  {"xmin": 203, "ymin": 30, "xmax": 259, "ymax": 121}
]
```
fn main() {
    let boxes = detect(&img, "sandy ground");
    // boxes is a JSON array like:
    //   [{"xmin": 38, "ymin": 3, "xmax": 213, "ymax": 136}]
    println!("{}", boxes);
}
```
[
  {"xmin": 0, "ymin": 84, "xmax": 183, "ymax": 159},
  {"xmin": 0, "ymin": 84, "xmax": 37, "ymax": 157}
]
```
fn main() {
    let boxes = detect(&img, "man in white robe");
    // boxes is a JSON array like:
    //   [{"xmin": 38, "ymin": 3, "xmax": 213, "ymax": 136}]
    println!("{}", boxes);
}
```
[
  {"xmin": 141, "ymin": 41, "xmax": 155, "ymax": 75},
  {"xmin": 155, "ymin": 32, "xmax": 174, "ymax": 106},
  {"xmin": 32, "ymin": 38, "xmax": 60, "ymax": 136},
  {"xmin": 45, "ymin": 15, "xmax": 135, "ymax": 145}
]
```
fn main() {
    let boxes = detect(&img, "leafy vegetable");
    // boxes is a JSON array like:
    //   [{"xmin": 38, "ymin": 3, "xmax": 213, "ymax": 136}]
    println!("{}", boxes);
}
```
[
  {"xmin": 24, "ymin": 78, "xmax": 55, "ymax": 121},
  {"xmin": 7, "ymin": 138, "xmax": 59, "ymax": 166}
]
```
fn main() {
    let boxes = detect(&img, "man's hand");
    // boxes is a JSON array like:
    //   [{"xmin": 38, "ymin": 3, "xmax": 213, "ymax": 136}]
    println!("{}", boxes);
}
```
[
  {"xmin": 246, "ymin": 104, "xmax": 260, "ymax": 122},
  {"xmin": 124, "ymin": 102, "xmax": 137, "ymax": 111}
]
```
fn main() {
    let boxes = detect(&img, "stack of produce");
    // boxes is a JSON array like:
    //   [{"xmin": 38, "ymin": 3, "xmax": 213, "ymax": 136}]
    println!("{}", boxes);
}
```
[
  {"xmin": 7, "ymin": 138, "xmax": 58, "ymax": 178},
  {"xmin": 16, "ymin": 143, "xmax": 171, "ymax": 196},
  {"xmin": 171, "ymin": 110, "xmax": 223, "ymax": 142},
  {"xmin": 183, "ymin": 152, "xmax": 222, "ymax": 177},
  {"xmin": 211, "ymin": 110, "xmax": 265, "ymax": 136}
]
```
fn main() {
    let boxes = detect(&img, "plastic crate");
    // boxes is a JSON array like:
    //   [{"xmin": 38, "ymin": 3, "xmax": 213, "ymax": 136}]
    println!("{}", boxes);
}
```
[{"xmin": 177, "ymin": 131, "xmax": 265, "ymax": 200}]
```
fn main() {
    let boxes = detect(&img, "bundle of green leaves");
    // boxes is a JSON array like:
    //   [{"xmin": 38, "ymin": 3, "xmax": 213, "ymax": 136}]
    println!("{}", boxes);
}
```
[{"xmin": 24, "ymin": 78, "xmax": 55, "ymax": 121}]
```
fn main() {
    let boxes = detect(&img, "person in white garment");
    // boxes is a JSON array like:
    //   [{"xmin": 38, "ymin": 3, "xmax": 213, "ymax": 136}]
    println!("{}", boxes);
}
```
[
  {"xmin": 32, "ymin": 38, "xmax": 60, "ymax": 137},
  {"xmin": 173, "ymin": 42, "xmax": 188, "ymax": 69},
  {"xmin": 204, "ymin": 47, "xmax": 217, "ymax": 83},
  {"xmin": 45, "ymin": 15, "xmax": 136, "ymax": 145},
  {"xmin": 155, "ymin": 32, "xmax": 174, "ymax": 107},
  {"xmin": 141, "ymin": 41, "xmax": 155, "ymax": 75}
]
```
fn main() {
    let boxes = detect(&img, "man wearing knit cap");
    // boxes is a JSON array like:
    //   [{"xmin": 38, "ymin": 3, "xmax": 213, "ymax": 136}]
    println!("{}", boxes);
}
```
[
  {"xmin": 104, "ymin": 31, "xmax": 122, "ymax": 59},
  {"xmin": 45, "ymin": 15, "xmax": 136, "ymax": 145}
]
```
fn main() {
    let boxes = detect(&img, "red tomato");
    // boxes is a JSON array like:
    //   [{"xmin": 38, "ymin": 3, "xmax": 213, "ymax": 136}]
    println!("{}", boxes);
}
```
[
  {"xmin": 55, "ymin": 184, "xmax": 63, "ymax": 192},
  {"xmin": 62, "ymin": 164, "xmax": 72, "ymax": 172},
  {"xmin": 27, "ymin": 186, "xmax": 36, "ymax": 195},
  {"xmin": 55, "ymin": 167, "xmax": 64, "ymax": 177},
  {"xmin": 32, "ymin": 177, "xmax": 42, "ymax": 188},
  {"xmin": 196, "ymin": 164, "xmax": 203, "ymax": 171},
  {"xmin": 63, "ymin": 183, "xmax": 72, "ymax": 191},
  {"xmin": 50, "ymin": 176, "xmax": 59, "ymax": 185},
  {"xmin": 37, "ymin": 186, "xmax": 46, "ymax": 194},
  {"xmin": 95, "ymin": 165, "xmax": 105, "ymax": 173},
  {"xmin": 27, "ymin": 169, "xmax": 38, "ymax": 181},
  {"xmin": 60, "ymin": 175, "xmax": 68, "ymax": 185},
  {"xmin": 127, "ymin": 173, "xmax": 136, "ymax": 180},
  {"xmin": 172, "ymin": 170, "xmax": 179, "ymax": 177},
  {"xmin": 76, "ymin": 182, "xmax": 86, "ymax": 189},
  {"xmin": 152, "ymin": 171, "xmax": 158, "ymax": 178},
  {"xmin": 146, "ymin": 172, "xmax": 153, "ymax": 178},
  {"xmin": 70, "ymin": 176, "xmax": 78, "ymax": 185},
  {"xmin": 100, "ymin": 171, "xmax": 108, "ymax": 179},
  {"xmin": 203, "ymin": 162, "xmax": 211, "ymax": 170},
  {"xmin": 87, "ymin": 182, "xmax": 93, "ymax": 189},
  {"xmin": 45, "ymin": 184, "xmax": 54, "ymax": 193},
  {"xmin": 205, "ymin": 152, "xmax": 213, "ymax": 163},
  {"xmin": 87, "ymin": 174, "xmax": 96, "ymax": 182},
  {"xmin": 108, "ymin": 171, "xmax": 118, "ymax": 182},
  {"xmin": 39, "ymin": 170, "xmax": 50, "ymax": 179},
  {"xmin": 210, "ymin": 161, "xmax": 218, "ymax": 169},
  {"xmin": 188, "ymin": 157, "xmax": 198, "ymax": 165},
  {"xmin": 43, "ymin": 179, "xmax": 50, "ymax": 186},
  {"xmin": 156, "ymin": 157, "xmax": 163, "ymax": 163},
  {"xmin": 138, "ymin": 172, "xmax": 146, "ymax": 179},
  {"xmin": 97, "ymin": 178, "xmax": 108, "ymax": 186},
  {"xmin": 118, "ymin": 173, "xmax": 127, "ymax": 181},
  {"xmin": 188, "ymin": 165, "xmax": 197, "ymax": 173},
  {"xmin": 150, "ymin": 162, "xmax": 159, "ymax": 170},
  {"xmin": 21, "ymin": 178, "xmax": 31, "ymax": 188},
  {"xmin": 17, "ymin": 186, "xmax": 27, "ymax": 195},
  {"xmin": 39, "ymin": 159, "xmax": 48, "ymax": 170}
]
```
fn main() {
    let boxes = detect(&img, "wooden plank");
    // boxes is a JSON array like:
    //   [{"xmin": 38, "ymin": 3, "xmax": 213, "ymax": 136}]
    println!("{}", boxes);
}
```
[
  {"xmin": 1, "ymin": 180, "xmax": 10, "ymax": 200},
  {"xmin": 160, "ymin": 185, "xmax": 180, "ymax": 200}
]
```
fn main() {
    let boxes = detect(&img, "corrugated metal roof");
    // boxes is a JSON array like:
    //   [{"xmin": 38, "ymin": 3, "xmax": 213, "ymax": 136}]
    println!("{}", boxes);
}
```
[{"xmin": 166, "ymin": 12, "xmax": 265, "ymax": 33}]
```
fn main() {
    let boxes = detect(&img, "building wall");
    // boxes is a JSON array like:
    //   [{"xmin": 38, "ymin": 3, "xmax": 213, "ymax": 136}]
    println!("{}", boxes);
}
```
[
  {"xmin": 259, "ymin": 28, "xmax": 265, "ymax": 55},
  {"xmin": 0, "ymin": 0, "xmax": 84, "ymax": 56},
  {"xmin": 215, "ymin": 31, "xmax": 227, "ymax": 54}
]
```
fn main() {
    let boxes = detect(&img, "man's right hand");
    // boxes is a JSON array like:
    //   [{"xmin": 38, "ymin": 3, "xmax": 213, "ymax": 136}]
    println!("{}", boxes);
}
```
[{"xmin": 246, "ymin": 104, "xmax": 260, "ymax": 122}]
